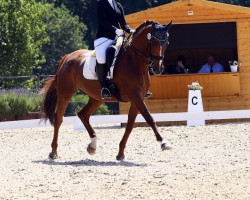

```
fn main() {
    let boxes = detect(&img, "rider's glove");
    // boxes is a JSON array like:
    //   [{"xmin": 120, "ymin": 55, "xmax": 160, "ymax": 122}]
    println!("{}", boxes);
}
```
[
  {"xmin": 129, "ymin": 29, "xmax": 135, "ymax": 34},
  {"xmin": 115, "ymin": 29, "xmax": 125, "ymax": 37}
]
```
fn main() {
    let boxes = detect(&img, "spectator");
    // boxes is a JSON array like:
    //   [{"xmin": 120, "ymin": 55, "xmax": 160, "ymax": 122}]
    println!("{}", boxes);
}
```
[
  {"xmin": 198, "ymin": 54, "xmax": 224, "ymax": 73},
  {"xmin": 162, "ymin": 55, "xmax": 189, "ymax": 74}
]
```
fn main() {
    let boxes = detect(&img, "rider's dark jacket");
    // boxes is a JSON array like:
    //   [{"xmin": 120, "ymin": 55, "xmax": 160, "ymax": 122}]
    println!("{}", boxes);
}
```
[{"xmin": 95, "ymin": 0, "xmax": 132, "ymax": 40}]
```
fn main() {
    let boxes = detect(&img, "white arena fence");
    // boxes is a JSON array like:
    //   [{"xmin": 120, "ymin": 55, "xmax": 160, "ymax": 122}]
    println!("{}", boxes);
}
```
[{"xmin": 1, "ymin": 110, "xmax": 250, "ymax": 130}]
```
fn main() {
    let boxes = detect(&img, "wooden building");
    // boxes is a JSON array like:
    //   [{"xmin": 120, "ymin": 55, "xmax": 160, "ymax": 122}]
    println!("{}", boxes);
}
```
[{"xmin": 120, "ymin": 0, "xmax": 250, "ymax": 123}]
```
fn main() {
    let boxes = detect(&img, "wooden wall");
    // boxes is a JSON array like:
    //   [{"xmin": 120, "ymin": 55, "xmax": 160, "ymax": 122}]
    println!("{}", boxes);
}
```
[
  {"xmin": 149, "ymin": 73, "xmax": 240, "ymax": 99},
  {"xmin": 120, "ymin": 1, "xmax": 250, "ymax": 117},
  {"xmin": 237, "ymin": 20, "xmax": 250, "ymax": 101}
]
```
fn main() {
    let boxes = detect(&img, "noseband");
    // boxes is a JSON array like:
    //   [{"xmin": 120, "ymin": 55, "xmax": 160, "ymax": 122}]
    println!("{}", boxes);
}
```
[
  {"xmin": 146, "ymin": 33, "xmax": 165, "ymax": 70},
  {"xmin": 127, "ymin": 24, "xmax": 169, "ymax": 74}
]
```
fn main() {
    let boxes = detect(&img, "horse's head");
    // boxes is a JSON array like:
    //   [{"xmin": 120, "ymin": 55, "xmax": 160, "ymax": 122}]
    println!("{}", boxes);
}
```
[
  {"xmin": 148, "ymin": 21, "xmax": 172, "ymax": 75},
  {"xmin": 130, "ymin": 20, "xmax": 172, "ymax": 75}
]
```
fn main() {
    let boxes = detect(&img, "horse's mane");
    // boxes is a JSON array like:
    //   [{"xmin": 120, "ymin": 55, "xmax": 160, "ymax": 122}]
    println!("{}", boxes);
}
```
[{"xmin": 132, "ymin": 20, "xmax": 156, "ymax": 39}]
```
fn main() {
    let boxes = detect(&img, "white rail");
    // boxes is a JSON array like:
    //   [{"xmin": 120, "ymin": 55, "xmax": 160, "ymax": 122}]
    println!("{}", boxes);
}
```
[{"xmin": 1, "ymin": 110, "xmax": 250, "ymax": 130}]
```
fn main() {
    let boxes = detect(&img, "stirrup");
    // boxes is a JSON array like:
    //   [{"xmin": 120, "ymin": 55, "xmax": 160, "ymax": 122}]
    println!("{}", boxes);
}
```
[
  {"xmin": 145, "ymin": 91, "xmax": 152, "ymax": 98},
  {"xmin": 101, "ymin": 87, "xmax": 111, "ymax": 100}
]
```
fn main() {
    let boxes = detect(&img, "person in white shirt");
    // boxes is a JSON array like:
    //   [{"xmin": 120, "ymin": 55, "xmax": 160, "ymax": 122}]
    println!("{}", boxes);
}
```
[{"xmin": 198, "ymin": 54, "xmax": 224, "ymax": 73}]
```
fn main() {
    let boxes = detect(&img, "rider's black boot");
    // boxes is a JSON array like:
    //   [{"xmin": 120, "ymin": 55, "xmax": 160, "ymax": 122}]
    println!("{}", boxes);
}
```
[{"xmin": 96, "ymin": 62, "xmax": 111, "ymax": 100}]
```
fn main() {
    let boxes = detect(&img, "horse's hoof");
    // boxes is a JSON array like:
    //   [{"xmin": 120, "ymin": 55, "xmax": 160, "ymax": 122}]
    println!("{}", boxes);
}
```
[
  {"xmin": 87, "ymin": 144, "xmax": 96, "ymax": 155},
  {"xmin": 49, "ymin": 151, "xmax": 58, "ymax": 159},
  {"xmin": 116, "ymin": 154, "xmax": 125, "ymax": 161},
  {"xmin": 161, "ymin": 142, "xmax": 172, "ymax": 151}
]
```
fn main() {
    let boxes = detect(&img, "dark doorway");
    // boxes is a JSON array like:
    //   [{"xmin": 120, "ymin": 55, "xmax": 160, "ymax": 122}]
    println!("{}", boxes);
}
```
[{"xmin": 164, "ymin": 22, "xmax": 238, "ymax": 73}]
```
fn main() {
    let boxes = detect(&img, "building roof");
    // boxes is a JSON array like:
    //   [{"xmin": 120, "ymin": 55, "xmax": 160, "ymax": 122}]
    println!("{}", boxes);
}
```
[{"xmin": 126, "ymin": 0, "xmax": 250, "ymax": 23}]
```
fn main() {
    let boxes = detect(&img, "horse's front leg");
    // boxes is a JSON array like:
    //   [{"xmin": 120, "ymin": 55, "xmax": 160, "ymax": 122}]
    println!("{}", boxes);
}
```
[
  {"xmin": 117, "ymin": 103, "xmax": 138, "ymax": 160},
  {"xmin": 132, "ymin": 95, "xmax": 172, "ymax": 151}
]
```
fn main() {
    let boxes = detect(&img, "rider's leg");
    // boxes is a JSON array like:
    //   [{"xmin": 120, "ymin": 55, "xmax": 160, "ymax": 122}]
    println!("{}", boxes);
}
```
[
  {"xmin": 96, "ymin": 62, "xmax": 111, "ymax": 99},
  {"xmin": 94, "ymin": 38, "xmax": 114, "ymax": 100},
  {"xmin": 95, "ymin": 37, "xmax": 151, "ymax": 99}
]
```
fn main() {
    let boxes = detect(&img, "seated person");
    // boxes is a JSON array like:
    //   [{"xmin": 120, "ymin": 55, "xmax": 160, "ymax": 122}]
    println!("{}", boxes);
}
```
[
  {"xmin": 162, "ymin": 55, "xmax": 189, "ymax": 74},
  {"xmin": 198, "ymin": 54, "xmax": 224, "ymax": 73}
]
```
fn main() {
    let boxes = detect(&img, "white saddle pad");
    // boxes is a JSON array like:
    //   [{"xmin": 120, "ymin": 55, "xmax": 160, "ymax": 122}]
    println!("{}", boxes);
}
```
[
  {"xmin": 83, "ymin": 56, "xmax": 115, "ymax": 80},
  {"xmin": 83, "ymin": 56, "xmax": 98, "ymax": 80}
]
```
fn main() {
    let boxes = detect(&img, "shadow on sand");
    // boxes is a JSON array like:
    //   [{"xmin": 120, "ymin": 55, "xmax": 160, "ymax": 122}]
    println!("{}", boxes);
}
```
[
  {"xmin": 33, "ymin": 159, "xmax": 147, "ymax": 167},
  {"xmin": 80, "ymin": 125, "xmax": 123, "ymax": 130}
]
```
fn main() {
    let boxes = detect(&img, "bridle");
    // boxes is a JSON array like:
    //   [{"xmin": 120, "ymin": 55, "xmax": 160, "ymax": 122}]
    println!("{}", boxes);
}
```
[{"xmin": 125, "ymin": 23, "xmax": 169, "ymax": 74}]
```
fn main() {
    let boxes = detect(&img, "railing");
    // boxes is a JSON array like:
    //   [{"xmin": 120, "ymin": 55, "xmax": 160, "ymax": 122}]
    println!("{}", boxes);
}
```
[{"xmin": 0, "ymin": 75, "xmax": 54, "ymax": 90}]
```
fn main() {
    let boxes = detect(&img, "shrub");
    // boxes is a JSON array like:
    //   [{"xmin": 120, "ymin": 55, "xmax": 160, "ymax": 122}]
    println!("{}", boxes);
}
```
[
  {"xmin": 94, "ymin": 104, "xmax": 110, "ymax": 115},
  {"xmin": 0, "ymin": 89, "xmax": 110, "ymax": 118},
  {"xmin": 0, "ymin": 95, "xmax": 10, "ymax": 117},
  {"xmin": 28, "ymin": 93, "xmax": 43, "ymax": 112},
  {"xmin": 6, "ymin": 93, "xmax": 30, "ymax": 117},
  {"xmin": 0, "ymin": 89, "xmax": 43, "ymax": 118},
  {"xmin": 65, "ymin": 94, "xmax": 110, "ymax": 116}
]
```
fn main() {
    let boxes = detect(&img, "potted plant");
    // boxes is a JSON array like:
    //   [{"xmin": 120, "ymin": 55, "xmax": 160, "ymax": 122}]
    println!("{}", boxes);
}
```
[
  {"xmin": 187, "ymin": 81, "xmax": 203, "ymax": 91},
  {"xmin": 229, "ymin": 60, "xmax": 241, "ymax": 72}
]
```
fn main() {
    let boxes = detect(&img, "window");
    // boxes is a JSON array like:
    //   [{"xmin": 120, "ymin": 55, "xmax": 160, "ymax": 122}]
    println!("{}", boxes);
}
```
[{"xmin": 164, "ymin": 22, "xmax": 238, "ymax": 73}]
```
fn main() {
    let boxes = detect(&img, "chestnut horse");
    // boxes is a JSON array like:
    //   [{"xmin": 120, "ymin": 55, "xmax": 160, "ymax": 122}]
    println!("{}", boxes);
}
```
[{"xmin": 42, "ymin": 20, "xmax": 172, "ymax": 160}]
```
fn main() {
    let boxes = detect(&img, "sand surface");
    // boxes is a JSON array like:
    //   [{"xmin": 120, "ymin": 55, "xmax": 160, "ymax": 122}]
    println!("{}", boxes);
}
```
[{"xmin": 0, "ymin": 123, "xmax": 249, "ymax": 200}]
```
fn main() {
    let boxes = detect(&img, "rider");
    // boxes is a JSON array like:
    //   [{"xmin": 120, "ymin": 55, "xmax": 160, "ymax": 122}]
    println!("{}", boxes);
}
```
[{"xmin": 95, "ymin": 0, "xmax": 134, "ymax": 100}]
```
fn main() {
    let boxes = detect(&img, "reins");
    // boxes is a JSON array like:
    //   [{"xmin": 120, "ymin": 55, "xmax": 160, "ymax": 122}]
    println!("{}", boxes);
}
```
[{"xmin": 124, "ymin": 31, "xmax": 165, "ymax": 75}]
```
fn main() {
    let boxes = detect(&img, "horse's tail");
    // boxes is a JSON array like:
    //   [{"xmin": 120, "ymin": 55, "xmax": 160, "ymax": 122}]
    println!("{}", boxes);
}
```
[
  {"xmin": 41, "ymin": 54, "xmax": 68, "ymax": 126},
  {"xmin": 41, "ymin": 76, "xmax": 57, "ymax": 126}
]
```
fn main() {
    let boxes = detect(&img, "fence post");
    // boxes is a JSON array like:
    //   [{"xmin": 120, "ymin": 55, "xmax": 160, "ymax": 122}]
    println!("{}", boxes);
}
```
[{"xmin": 37, "ymin": 75, "xmax": 40, "ymax": 89}]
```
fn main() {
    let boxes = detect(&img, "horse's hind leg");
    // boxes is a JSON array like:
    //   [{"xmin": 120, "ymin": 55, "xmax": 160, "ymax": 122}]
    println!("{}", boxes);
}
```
[
  {"xmin": 49, "ymin": 92, "xmax": 74, "ymax": 159},
  {"xmin": 117, "ymin": 103, "xmax": 138, "ymax": 160},
  {"xmin": 77, "ymin": 97, "xmax": 102, "ymax": 155}
]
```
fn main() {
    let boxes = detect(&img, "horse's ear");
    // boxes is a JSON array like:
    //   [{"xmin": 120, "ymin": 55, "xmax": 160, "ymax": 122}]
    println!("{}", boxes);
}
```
[
  {"xmin": 152, "ymin": 22, "xmax": 157, "ymax": 30},
  {"xmin": 165, "ymin": 20, "xmax": 173, "ymax": 31}
]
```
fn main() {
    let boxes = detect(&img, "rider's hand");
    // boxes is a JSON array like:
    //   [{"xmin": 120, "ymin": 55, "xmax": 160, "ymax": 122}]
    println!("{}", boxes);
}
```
[
  {"xmin": 130, "ymin": 29, "xmax": 135, "ymax": 34},
  {"xmin": 115, "ymin": 29, "xmax": 124, "ymax": 37},
  {"xmin": 177, "ymin": 61, "xmax": 185, "ymax": 69}
]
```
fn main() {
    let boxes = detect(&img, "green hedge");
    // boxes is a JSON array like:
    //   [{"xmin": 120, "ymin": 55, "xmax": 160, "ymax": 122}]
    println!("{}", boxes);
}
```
[
  {"xmin": 0, "ymin": 90, "xmax": 109, "ymax": 118},
  {"xmin": 0, "ymin": 91, "xmax": 42, "ymax": 117},
  {"xmin": 65, "ymin": 94, "xmax": 109, "ymax": 116}
]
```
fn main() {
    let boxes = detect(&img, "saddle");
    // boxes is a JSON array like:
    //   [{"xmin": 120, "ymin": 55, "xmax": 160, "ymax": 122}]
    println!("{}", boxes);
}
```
[{"xmin": 83, "ymin": 36, "xmax": 124, "ymax": 80}]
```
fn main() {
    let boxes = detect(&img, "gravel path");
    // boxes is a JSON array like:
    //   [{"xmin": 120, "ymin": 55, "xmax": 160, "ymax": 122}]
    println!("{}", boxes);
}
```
[{"xmin": 0, "ymin": 123, "xmax": 249, "ymax": 200}]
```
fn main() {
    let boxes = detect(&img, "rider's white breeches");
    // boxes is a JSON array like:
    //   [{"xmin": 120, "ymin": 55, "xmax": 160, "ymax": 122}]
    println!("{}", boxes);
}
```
[{"xmin": 94, "ymin": 37, "xmax": 115, "ymax": 64}]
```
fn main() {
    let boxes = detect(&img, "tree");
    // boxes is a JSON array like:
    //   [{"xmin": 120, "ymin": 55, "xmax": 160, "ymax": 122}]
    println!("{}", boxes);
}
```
[
  {"xmin": 43, "ymin": 0, "xmax": 179, "ymax": 48},
  {"xmin": 0, "ymin": 0, "xmax": 48, "ymax": 76},
  {"xmin": 38, "ymin": 4, "xmax": 88, "ymax": 75},
  {"xmin": 46, "ymin": 0, "xmax": 250, "ymax": 49},
  {"xmin": 49, "ymin": 0, "xmax": 96, "ymax": 48}
]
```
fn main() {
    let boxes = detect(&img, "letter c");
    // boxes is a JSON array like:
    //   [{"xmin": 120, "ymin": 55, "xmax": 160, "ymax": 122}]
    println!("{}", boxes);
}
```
[{"xmin": 192, "ymin": 96, "xmax": 198, "ymax": 105}]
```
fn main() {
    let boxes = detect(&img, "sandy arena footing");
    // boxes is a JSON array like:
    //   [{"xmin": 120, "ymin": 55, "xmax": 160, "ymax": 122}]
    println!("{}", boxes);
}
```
[{"xmin": 0, "ymin": 123, "xmax": 249, "ymax": 200}]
